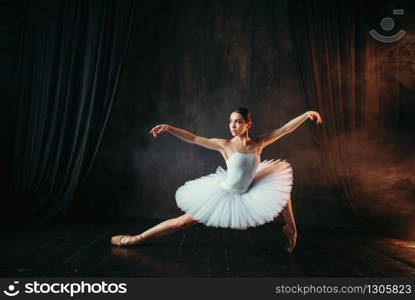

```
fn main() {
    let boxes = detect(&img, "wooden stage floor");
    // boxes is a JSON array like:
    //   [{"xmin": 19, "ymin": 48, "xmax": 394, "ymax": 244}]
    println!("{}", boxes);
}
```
[{"xmin": 1, "ymin": 219, "xmax": 414, "ymax": 277}]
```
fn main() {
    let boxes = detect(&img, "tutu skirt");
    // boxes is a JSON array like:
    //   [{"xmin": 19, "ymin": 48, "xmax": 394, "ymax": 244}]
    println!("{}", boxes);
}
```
[{"xmin": 175, "ymin": 158, "xmax": 294, "ymax": 230}]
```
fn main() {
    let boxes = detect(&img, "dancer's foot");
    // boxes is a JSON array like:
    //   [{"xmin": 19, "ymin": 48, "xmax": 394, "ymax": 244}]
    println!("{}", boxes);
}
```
[
  {"xmin": 282, "ymin": 223, "xmax": 297, "ymax": 253},
  {"xmin": 111, "ymin": 235, "xmax": 131, "ymax": 246},
  {"xmin": 111, "ymin": 234, "xmax": 144, "ymax": 246}
]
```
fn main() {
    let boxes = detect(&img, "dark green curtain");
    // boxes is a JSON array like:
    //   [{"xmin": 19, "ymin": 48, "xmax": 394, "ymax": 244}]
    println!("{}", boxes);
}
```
[
  {"xmin": 288, "ymin": 0, "xmax": 415, "ymax": 233},
  {"xmin": 11, "ymin": 0, "xmax": 136, "ymax": 224}
]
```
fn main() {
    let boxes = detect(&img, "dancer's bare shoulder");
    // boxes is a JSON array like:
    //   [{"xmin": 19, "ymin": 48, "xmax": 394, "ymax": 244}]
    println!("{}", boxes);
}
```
[{"xmin": 220, "ymin": 138, "xmax": 262, "ymax": 160}]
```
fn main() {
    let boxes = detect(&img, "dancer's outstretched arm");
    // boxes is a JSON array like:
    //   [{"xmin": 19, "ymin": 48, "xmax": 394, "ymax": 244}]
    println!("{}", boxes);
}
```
[
  {"xmin": 255, "ymin": 111, "xmax": 322, "ymax": 148},
  {"xmin": 149, "ymin": 124, "xmax": 225, "ymax": 151}
]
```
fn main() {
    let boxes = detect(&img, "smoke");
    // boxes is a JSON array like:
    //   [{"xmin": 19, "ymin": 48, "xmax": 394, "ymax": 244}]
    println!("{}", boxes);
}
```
[
  {"xmin": 321, "ymin": 125, "xmax": 415, "ymax": 239},
  {"xmin": 364, "ymin": 31, "xmax": 415, "ymax": 90}
]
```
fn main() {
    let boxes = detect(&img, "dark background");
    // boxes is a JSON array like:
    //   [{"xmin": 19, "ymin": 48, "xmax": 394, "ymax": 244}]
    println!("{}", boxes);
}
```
[{"xmin": 1, "ymin": 0, "xmax": 414, "ymax": 238}]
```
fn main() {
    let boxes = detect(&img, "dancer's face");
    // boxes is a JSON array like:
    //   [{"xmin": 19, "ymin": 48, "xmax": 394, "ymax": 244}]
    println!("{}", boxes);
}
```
[{"xmin": 229, "ymin": 112, "xmax": 251, "ymax": 136}]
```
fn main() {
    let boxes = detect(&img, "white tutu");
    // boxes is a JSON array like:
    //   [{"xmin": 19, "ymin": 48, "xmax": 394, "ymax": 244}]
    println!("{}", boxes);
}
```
[{"xmin": 175, "ymin": 152, "xmax": 293, "ymax": 230}]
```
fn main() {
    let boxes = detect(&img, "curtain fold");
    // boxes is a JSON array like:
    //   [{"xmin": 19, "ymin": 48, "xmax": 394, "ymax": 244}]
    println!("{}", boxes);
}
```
[
  {"xmin": 287, "ymin": 0, "xmax": 363, "ymax": 222},
  {"xmin": 11, "ymin": 0, "xmax": 136, "ymax": 224},
  {"xmin": 288, "ymin": 0, "xmax": 415, "ymax": 230}
]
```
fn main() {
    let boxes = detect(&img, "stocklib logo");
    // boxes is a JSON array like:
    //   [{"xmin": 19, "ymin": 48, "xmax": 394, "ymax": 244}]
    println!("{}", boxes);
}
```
[{"xmin": 3, "ymin": 281, "xmax": 20, "ymax": 297}]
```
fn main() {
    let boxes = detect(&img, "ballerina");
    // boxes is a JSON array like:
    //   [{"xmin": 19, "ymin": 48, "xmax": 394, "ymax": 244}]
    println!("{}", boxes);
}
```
[{"xmin": 111, "ymin": 108, "xmax": 322, "ymax": 253}]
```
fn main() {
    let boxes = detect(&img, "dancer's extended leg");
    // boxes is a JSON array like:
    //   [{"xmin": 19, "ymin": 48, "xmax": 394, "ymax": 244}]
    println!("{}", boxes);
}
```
[
  {"xmin": 111, "ymin": 213, "xmax": 198, "ymax": 246},
  {"xmin": 281, "ymin": 194, "xmax": 296, "ymax": 224},
  {"xmin": 280, "ymin": 195, "xmax": 297, "ymax": 253}
]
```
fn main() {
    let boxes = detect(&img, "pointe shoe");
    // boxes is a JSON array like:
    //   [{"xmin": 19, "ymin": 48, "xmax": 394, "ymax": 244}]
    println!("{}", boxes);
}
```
[
  {"xmin": 111, "ymin": 235, "xmax": 133, "ymax": 246},
  {"xmin": 282, "ymin": 223, "xmax": 297, "ymax": 253}
]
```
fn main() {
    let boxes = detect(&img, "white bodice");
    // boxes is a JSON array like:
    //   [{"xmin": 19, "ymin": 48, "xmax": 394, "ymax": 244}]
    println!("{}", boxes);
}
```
[{"xmin": 219, "ymin": 152, "xmax": 260, "ymax": 194}]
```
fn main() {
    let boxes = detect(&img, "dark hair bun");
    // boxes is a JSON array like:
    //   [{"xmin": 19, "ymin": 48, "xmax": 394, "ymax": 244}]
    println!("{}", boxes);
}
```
[{"xmin": 232, "ymin": 107, "xmax": 253, "ymax": 128}]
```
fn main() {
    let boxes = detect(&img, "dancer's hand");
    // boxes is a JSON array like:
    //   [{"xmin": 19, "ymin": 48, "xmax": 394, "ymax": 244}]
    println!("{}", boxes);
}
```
[
  {"xmin": 149, "ymin": 124, "xmax": 170, "ymax": 138},
  {"xmin": 305, "ymin": 111, "xmax": 323, "ymax": 125}
]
